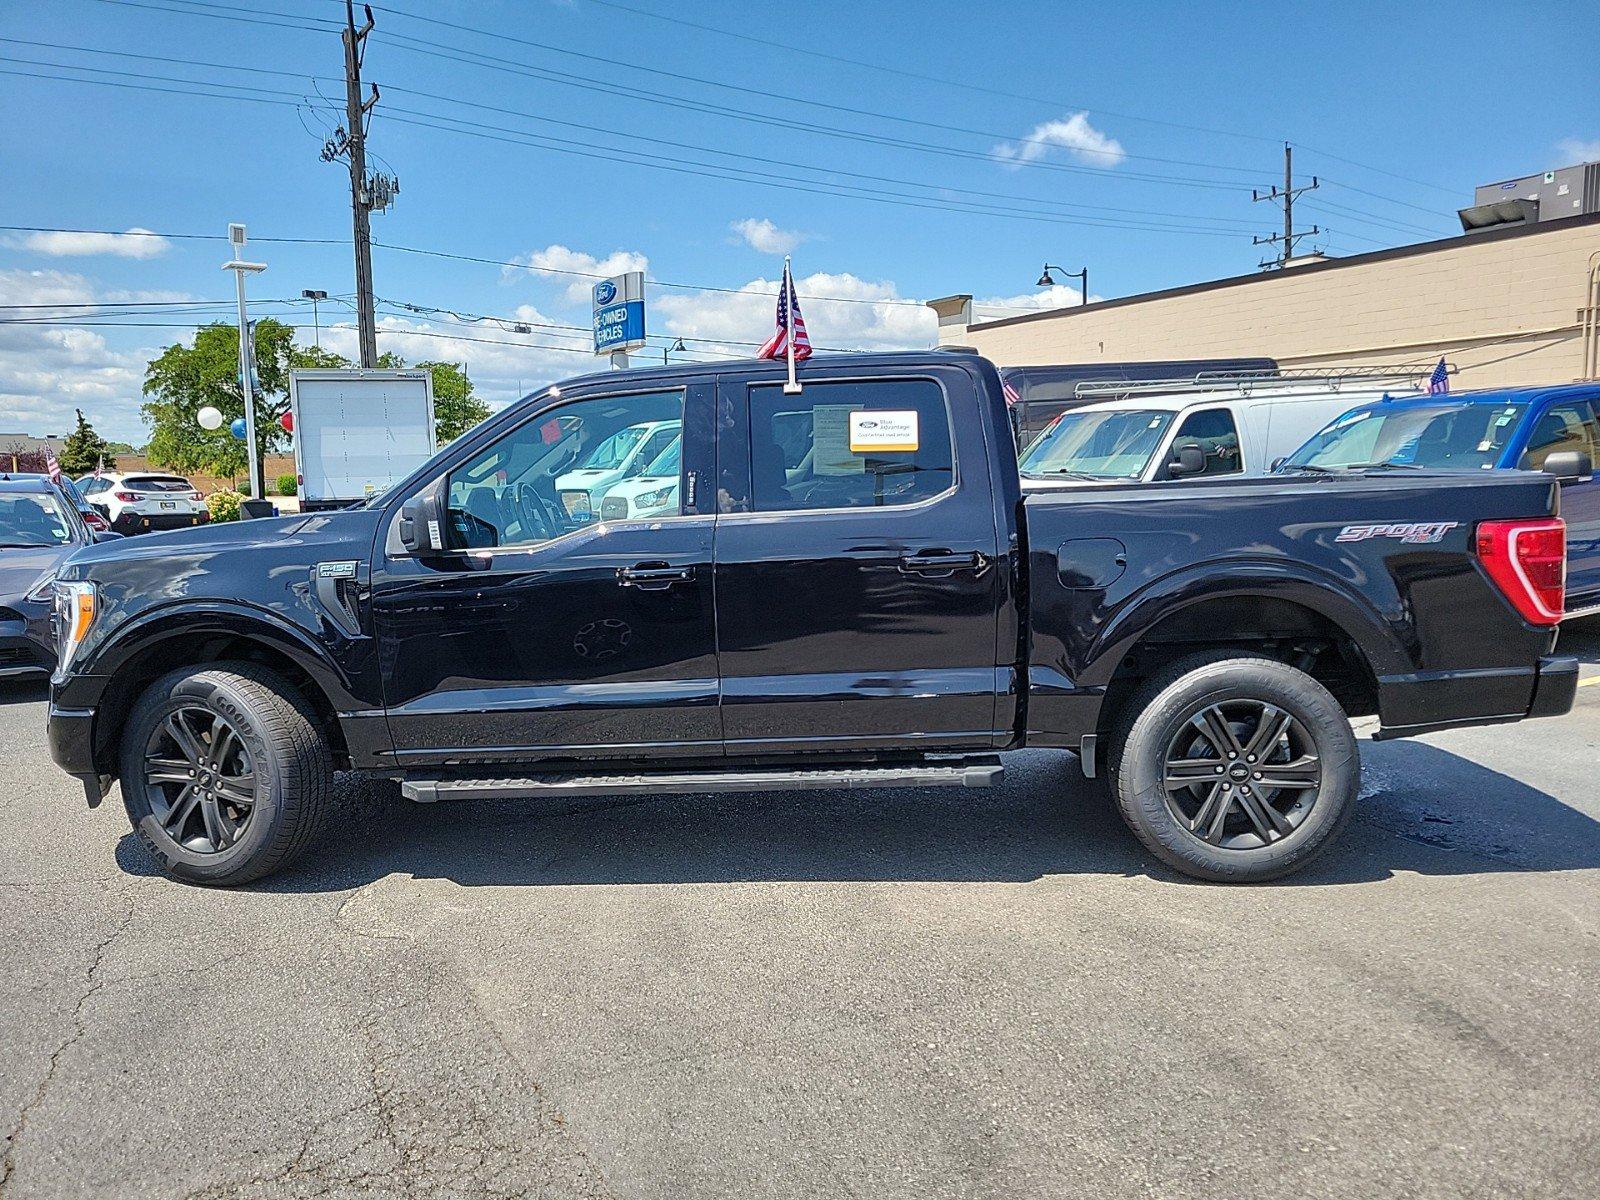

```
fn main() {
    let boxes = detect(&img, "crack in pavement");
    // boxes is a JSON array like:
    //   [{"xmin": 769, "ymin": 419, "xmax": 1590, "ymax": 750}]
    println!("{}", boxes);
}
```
[{"xmin": 0, "ymin": 893, "xmax": 135, "ymax": 1195}]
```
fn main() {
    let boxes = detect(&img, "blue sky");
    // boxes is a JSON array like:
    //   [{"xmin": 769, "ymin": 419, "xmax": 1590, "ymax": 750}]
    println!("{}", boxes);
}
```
[{"xmin": 2, "ymin": 0, "xmax": 1597, "ymax": 443}]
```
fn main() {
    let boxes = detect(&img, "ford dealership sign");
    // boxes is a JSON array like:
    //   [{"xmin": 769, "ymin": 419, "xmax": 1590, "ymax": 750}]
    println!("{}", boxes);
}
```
[{"xmin": 592, "ymin": 272, "xmax": 645, "ymax": 357}]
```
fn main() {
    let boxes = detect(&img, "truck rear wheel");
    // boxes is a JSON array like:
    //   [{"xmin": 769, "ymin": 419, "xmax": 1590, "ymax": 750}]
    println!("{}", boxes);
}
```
[
  {"xmin": 118, "ymin": 664, "xmax": 335, "ymax": 886},
  {"xmin": 1110, "ymin": 652, "xmax": 1358, "ymax": 882}
]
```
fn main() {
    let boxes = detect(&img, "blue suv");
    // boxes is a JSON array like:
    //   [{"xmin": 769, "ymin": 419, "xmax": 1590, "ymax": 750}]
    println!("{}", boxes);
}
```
[{"xmin": 1281, "ymin": 383, "xmax": 1600, "ymax": 619}]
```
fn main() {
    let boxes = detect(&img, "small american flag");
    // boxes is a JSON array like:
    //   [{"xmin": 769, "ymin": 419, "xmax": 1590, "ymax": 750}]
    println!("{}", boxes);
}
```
[
  {"xmin": 757, "ymin": 261, "xmax": 811, "ymax": 362},
  {"xmin": 1425, "ymin": 358, "xmax": 1449, "ymax": 395},
  {"xmin": 93, "ymin": 457, "xmax": 104, "ymax": 479},
  {"xmin": 1001, "ymin": 376, "xmax": 1022, "ymax": 406},
  {"xmin": 45, "ymin": 451, "xmax": 61, "ymax": 484}
]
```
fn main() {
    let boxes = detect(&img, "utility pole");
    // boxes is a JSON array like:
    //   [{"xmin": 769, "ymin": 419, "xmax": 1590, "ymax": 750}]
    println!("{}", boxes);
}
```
[
  {"xmin": 1253, "ymin": 143, "xmax": 1321, "ymax": 269},
  {"xmin": 342, "ymin": 1, "xmax": 378, "ymax": 366}
]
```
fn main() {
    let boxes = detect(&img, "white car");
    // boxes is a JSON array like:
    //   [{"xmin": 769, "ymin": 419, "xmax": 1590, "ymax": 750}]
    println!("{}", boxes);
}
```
[
  {"xmin": 77, "ymin": 472, "xmax": 209, "ymax": 535},
  {"xmin": 598, "ymin": 435, "xmax": 681, "ymax": 521},
  {"xmin": 555, "ymin": 419, "xmax": 680, "ymax": 520}
]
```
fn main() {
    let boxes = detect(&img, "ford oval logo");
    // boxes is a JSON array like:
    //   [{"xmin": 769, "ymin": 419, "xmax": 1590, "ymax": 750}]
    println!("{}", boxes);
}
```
[{"xmin": 594, "ymin": 279, "xmax": 617, "ymax": 306}]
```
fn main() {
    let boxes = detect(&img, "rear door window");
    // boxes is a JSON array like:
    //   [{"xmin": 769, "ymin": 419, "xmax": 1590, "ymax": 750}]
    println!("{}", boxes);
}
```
[{"xmin": 745, "ymin": 379, "xmax": 954, "ymax": 512}]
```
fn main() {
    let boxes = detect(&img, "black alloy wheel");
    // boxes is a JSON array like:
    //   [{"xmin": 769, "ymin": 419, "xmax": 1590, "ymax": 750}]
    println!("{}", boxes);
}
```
[
  {"xmin": 143, "ymin": 704, "xmax": 258, "ymax": 854},
  {"xmin": 1161, "ymin": 700, "xmax": 1322, "ymax": 850}
]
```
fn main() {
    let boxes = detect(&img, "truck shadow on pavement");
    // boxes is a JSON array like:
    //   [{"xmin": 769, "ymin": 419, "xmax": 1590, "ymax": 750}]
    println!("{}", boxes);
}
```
[{"xmin": 111, "ymin": 740, "xmax": 1600, "ymax": 892}]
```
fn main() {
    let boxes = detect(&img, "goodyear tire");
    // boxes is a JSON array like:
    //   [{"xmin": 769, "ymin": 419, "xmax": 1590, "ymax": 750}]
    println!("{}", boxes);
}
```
[
  {"xmin": 119, "ymin": 664, "xmax": 335, "ymax": 886},
  {"xmin": 1111, "ymin": 652, "xmax": 1359, "ymax": 882}
]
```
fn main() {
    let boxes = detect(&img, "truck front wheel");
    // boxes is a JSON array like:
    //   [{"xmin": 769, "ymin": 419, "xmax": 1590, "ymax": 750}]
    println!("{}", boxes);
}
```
[
  {"xmin": 118, "ymin": 664, "xmax": 335, "ymax": 886},
  {"xmin": 1111, "ymin": 653, "xmax": 1359, "ymax": 882}
]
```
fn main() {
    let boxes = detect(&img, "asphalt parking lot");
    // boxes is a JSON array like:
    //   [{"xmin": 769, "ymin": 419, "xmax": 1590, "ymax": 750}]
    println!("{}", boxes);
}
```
[{"xmin": 2, "ymin": 630, "xmax": 1597, "ymax": 1200}]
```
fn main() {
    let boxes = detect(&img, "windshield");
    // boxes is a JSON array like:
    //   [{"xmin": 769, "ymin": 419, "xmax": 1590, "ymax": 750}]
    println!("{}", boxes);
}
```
[
  {"xmin": 637, "ymin": 436, "xmax": 680, "ymax": 479},
  {"xmin": 1283, "ymin": 402, "xmax": 1528, "ymax": 471},
  {"xmin": 0, "ymin": 493, "xmax": 74, "ymax": 547},
  {"xmin": 1019, "ymin": 409, "xmax": 1175, "ymax": 479},
  {"xmin": 579, "ymin": 424, "xmax": 650, "ymax": 470}
]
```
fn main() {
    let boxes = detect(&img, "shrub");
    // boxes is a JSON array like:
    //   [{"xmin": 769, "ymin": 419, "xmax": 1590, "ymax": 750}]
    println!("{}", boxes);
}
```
[
  {"xmin": 276, "ymin": 473, "xmax": 298, "ymax": 496},
  {"xmin": 207, "ymin": 490, "xmax": 243, "ymax": 523}
]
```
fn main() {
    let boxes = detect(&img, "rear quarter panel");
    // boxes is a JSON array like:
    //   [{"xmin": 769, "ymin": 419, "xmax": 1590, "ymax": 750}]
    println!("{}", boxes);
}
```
[{"xmin": 1023, "ymin": 471, "xmax": 1561, "ymax": 745}]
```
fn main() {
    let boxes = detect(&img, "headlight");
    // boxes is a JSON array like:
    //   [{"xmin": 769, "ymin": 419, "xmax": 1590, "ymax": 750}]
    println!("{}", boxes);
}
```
[
  {"xmin": 24, "ymin": 571, "xmax": 57, "ymax": 603},
  {"xmin": 634, "ymin": 485, "xmax": 676, "ymax": 513},
  {"xmin": 599, "ymin": 495, "xmax": 629, "ymax": 521},
  {"xmin": 54, "ymin": 581, "xmax": 97, "ymax": 670}
]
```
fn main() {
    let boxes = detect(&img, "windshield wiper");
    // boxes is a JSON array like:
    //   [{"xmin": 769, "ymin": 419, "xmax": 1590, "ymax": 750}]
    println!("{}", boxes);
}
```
[
  {"xmin": 1352, "ymin": 461, "xmax": 1425, "ymax": 471},
  {"xmin": 1278, "ymin": 463, "xmax": 1342, "ymax": 475},
  {"xmin": 1028, "ymin": 468, "xmax": 1102, "ymax": 480}
]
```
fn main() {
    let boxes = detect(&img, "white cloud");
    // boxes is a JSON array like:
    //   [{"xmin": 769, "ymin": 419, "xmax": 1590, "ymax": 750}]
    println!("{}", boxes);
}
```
[
  {"xmin": 971, "ymin": 284, "xmax": 1102, "ymax": 320},
  {"xmin": 654, "ymin": 271, "xmax": 935, "ymax": 355},
  {"xmin": 7, "ymin": 227, "xmax": 171, "ymax": 260},
  {"xmin": 1558, "ymin": 137, "xmax": 1600, "ymax": 163},
  {"xmin": 992, "ymin": 113, "xmax": 1125, "ymax": 168},
  {"xmin": 504, "ymin": 244, "xmax": 649, "ymax": 305},
  {"xmin": 0, "ymin": 269, "xmax": 154, "ymax": 442},
  {"xmin": 729, "ymin": 218, "xmax": 805, "ymax": 255}
]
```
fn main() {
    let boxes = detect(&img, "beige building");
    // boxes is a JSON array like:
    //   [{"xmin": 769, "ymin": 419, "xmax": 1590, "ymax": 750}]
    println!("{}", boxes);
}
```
[{"xmin": 939, "ymin": 213, "xmax": 1600, "ymax": 388}]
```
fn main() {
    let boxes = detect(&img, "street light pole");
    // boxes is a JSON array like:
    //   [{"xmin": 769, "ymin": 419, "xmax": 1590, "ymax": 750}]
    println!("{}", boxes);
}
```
[
  {"xmin": 301, "ymin": 289, "xmax": 328, "ymax": 348},
  {"xmin": 223, "ymin": 223, "xmax": 267, "ymax": 502},
  {"xmin": 663, "ymin": 337, "xmax": 685, "ymax": 366},
  {"xmin": 1037, "ymin": 263, "xmax": 1089, "ymax": 306}
]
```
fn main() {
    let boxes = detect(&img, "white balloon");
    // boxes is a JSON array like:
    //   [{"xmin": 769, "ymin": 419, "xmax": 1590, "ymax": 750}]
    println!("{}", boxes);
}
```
[{"xmin": 197, "ymin": 405, "xmax": 224, "ymax": 431}]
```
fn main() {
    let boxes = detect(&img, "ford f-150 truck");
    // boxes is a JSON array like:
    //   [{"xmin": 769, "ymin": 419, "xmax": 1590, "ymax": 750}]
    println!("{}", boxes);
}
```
[{"xmin": 46, "ymin": 351, "xmax": 1577, "ymax": 886}]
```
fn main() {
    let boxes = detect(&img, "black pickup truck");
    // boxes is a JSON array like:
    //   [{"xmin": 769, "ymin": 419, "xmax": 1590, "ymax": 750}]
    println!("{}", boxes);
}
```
[{"xmin": 46, "ymin": 351, "xmax": 1577, "ymax": 886}]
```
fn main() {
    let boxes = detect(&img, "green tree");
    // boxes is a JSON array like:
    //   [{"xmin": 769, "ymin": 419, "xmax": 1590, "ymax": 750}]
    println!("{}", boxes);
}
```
[
  {"xmin": 142, "ymin": 319, "xmax": 329, "ymax": 481},
  {"xmin": 416, "ymin": 361, "xmax": 490, "ymax": 443},
  {"xmin": 58, "ymin": 409, "xmax": 117, "ymax": 476}
]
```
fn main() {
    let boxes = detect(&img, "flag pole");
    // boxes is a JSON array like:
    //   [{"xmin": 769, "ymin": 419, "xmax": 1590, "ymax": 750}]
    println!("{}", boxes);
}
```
[{"xmin": 782, "ymin": 255, "xmax": 801, "ymax": 394}]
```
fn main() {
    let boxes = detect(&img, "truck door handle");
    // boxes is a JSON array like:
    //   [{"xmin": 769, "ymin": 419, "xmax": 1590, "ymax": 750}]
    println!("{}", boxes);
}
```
[
  {"xmin": 618, "ymin": 562, "xmax": 694, "ymax": 590},
  {"xmin": 899, "ymin": 550, "xmax": 986, "ymax": 575}
]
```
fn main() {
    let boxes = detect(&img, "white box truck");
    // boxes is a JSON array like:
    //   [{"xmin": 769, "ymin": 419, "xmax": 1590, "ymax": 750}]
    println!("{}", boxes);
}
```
[{"xmin": 288, "ymin": 369, "xmax": 437, "ymax": 512}]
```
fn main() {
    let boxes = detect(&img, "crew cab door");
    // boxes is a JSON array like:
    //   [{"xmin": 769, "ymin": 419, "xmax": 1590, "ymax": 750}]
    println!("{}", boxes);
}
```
[
  {"xmin": 713, "ymin": 368, "xmax": 1008, "ymax": 754},
  {"xmin": 1517, "ymin": 394, "xmax": 1600, "ymax": 611},
  {"xmin": 370, "ymin": 381, "xmax": 721, "ymax": 766}
]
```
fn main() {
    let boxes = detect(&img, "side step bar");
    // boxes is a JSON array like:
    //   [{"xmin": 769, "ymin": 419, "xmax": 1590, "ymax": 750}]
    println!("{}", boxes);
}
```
[{"xmin": 400, "ymin": 756, "xmax": 1004, "ymax": 804}]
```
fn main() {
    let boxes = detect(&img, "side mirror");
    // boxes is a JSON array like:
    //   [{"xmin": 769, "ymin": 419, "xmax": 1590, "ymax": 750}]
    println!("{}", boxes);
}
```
[
  {"xmin": 1541, "ymin": 450, "xmax": 1593, "ymax": 484},
  {"xmin": 92, "ymin": 530, "xmax": 124, "ymax": 543},
  {"xmin": 399, "ymin": 479, "xmax": 448, "ymax": 554},
  {"xmin": 1270, "ymin": 456, "xmax": 1286, "ymax": 472},
  {"xmin": 1168, "ymin": 442, "xmax": 1207, "ymax": 479},
  {"xmin": 239, "ymin": 498, "xmax": 276, "ymax": 520}
]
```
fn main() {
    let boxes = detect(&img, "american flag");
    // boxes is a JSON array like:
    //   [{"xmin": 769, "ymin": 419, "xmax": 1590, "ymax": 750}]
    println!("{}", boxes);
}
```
[
  {"xmin": 756, "ymin": 261, "xmax": 811, "ymax": 362},
  {"xmin": 1426, "ymin": 358, "xmax": 1449, "ymax": 395},
  {"xmin": 1001, "ymin": 376, "xmax": 1022, "ymax": 406},
  {"xmin": 45, "ymin": 451, "xmax": 61, "ymax": 484}
]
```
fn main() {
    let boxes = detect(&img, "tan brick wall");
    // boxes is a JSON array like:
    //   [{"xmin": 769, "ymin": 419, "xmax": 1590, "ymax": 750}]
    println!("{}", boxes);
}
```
[{"xmin": 967, "ymin": 218, "xmax": 1600, "ymax": 390}]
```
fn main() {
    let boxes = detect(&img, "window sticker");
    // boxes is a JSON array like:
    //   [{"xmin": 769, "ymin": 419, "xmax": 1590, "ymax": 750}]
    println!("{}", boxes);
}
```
[
  {"xmin": 848, "ymin": 409, "xmax": 920, "ymax": 453},
  {"xmin": 813, "ymin": 404, "xmax": 865, "ymax": 475}
]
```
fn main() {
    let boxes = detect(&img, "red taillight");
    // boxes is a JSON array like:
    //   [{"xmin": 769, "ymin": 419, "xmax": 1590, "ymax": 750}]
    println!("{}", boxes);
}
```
[
  {"xmin": 190, "ymin": 490, "xmax": 203, "ymax": 501},
  {"xmin": 1476, "ymin": 517, "xmax": 1565, "ymax": 625},
  {"xmin": 113, "ymin": 490, "xmax": 136, "ymax": 502},
  {"xmin": 84, "ymin": 511, "xmax": 108, "ymax": 530}
]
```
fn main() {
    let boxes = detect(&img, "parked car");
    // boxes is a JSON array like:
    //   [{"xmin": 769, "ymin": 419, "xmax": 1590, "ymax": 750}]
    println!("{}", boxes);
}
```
[
  {"xmin": 1279, "ymin": 383, "xmax": 1600, "ymax": 618},
  {"xmin": 554, "ymin": 417, "xmax": 680, "ymax": 519},
  {"xmin": 53, "ymin": 476, "xmax": 111, "ymax": 532},
  {"xmin": 76, "ymin": 471, "xmax": 209, "ymax": 535},
  {"xmin": 0, "ymin": 475, "xmax": 100, "ymax": 679},
  {"xmin": 46, "ymin": 351, "xmax": 1575, "ymax": 887},
  {"xmin": 1018, "ymin": 379, "xmax": 1418, "ymax": 486},
  {"xmin": 597, "ymin": 433, "xmax": 681, "ymax": 521},
  {"xmin": 999, "ymin": 357, "xmax": 1279, "ymax": 444}
]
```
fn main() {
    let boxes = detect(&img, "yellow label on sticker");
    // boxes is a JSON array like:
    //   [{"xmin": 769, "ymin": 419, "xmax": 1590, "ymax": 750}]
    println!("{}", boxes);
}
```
[{"xmin": 849, "ymin": 410, "xmax": 919, "ymax": 453}]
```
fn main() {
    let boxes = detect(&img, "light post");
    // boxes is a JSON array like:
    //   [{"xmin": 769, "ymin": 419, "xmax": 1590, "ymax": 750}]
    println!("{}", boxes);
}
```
[
  {"xmin": 1037, "ymin": 263, "xmax": 1089, "ymax": 306},
  {"xmin": 301, "ymin": 289, "xmax": 328, "ymax": 348},
  {"xmin": 223, "ymin": 223, "xmax": 267, "ymax": 502},
  {"xmin": 663, "ymin": 336, "xmax": 685, "ymax": 366}
]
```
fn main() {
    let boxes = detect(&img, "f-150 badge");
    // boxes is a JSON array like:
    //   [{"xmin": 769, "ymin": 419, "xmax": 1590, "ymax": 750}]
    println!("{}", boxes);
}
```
[{"xmin": 1335, "ymin": 522, "xmax": 1459, "ymax": 544}]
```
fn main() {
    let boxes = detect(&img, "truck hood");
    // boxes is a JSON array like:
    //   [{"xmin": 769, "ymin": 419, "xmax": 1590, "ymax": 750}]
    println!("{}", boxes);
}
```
[{"xmin": 0, "ymin": 543, "xmax": 78, "ymax": 603}]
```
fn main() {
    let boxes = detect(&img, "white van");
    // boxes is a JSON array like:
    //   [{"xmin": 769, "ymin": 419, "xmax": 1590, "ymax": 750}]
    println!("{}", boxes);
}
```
[
  {"xmin": 555, "ymin": 418, "xmax": 680, "ymax": 519},
  {"xmin": 597, "ymin": 433, "xmax": 681, "ymax": 521},
  {"xmin": 1017, "ymin": 376, "xmax": 1422, "ymax": 488}
]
